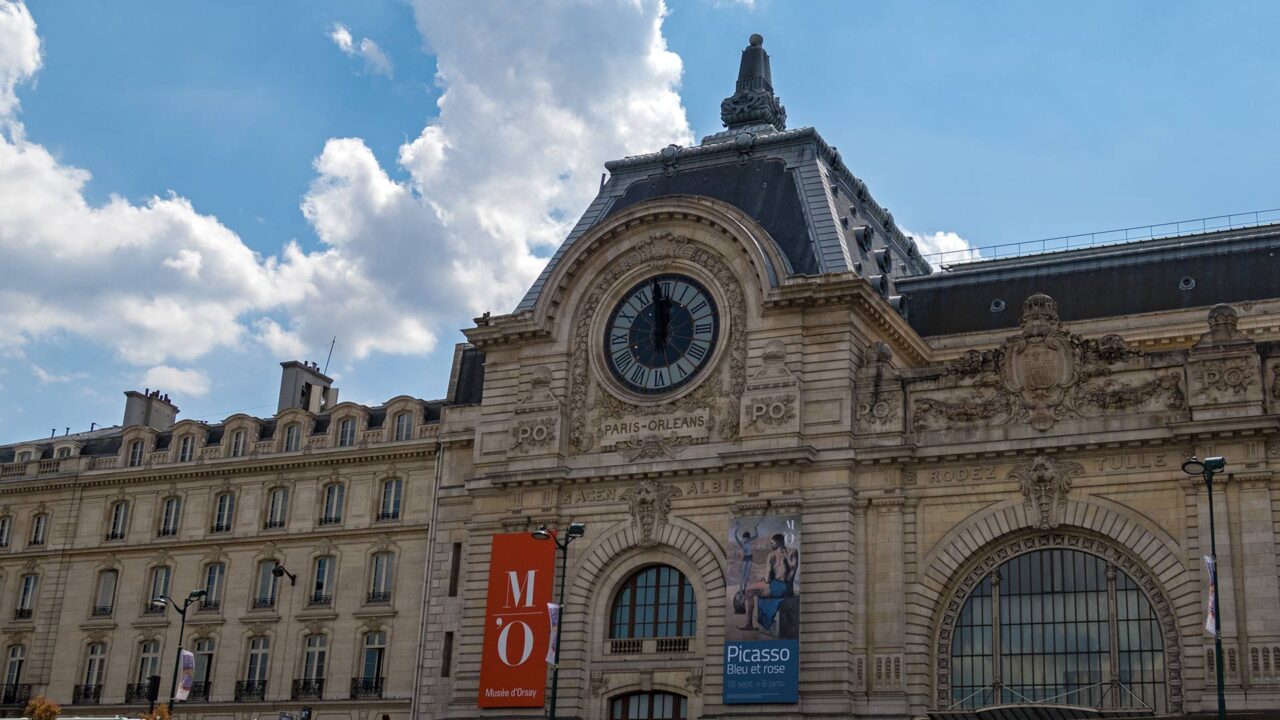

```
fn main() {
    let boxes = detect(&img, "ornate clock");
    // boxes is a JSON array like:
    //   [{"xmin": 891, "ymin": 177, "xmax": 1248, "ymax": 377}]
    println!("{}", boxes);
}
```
[{"xmin": 604, "ymin": 273, "xmax": 720, "ymax": 395}]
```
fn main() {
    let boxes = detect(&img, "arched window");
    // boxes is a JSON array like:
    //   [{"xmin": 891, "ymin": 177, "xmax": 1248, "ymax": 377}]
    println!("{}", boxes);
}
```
[
  {"xmin": 393, "ymin": 411, "xmax": 413, "ymax": 441},
  {"xmin": 212, "ymin": 492, "xmax": 235, "ymax": 533},
  {"xmin": 4, "ymin": 644, "xmax": 25, "ymax": 687},
  {"xmin": 283, "ymin": 423, "xmax": 301, "ymax": 452},
  {"xmin": 609, "ymin": 691, "xmax": 688, "ymax": 720},
  {"xmin": 92, "ymin": 570, "xmax": 117, "ymax": 616},
  {"xmin": 136, "ymin": 640, "xmax": 161, "ymax": 683},
  {"xmin": 159, "ymin": 497, "xmax": 181, "ymax": 536},
  {"xmin": 29, "ymin": 513, "xmax": 48, "ymax": 546},
  {"xmin": 201, "ymin": 562, "xmax": 225, "ymax": 610},
  {"xmin": 321, "ymin": 483, "xmax": 345, "ymax": 524},
  {"xmin": 368, "ymin": 552, "xmax": 394, "ymax": 603},
  {"xmin": 378, "ymin": 478, "xmax": 402, "ymax": 521},
  {"xmin": 337, "ymin": 418, "xmax": 356, "ymax": 447},
  {"xmin": 107, "ymin": 500, "xmax": 129, "ymax": 540},
  {"xmin": 128, "ymin": 439, "xmax": 145, "ymax": 467},
  {"xmin": 265, "ymin": 487, "xmax": 289, "ymax": 529},
  {"xmin": 949, "ymin": 548, "xmax": 1166, "ymax": 713},
  {"xmin": 610, "ymin": 566, "xmax": 697, "ymax": 640}
]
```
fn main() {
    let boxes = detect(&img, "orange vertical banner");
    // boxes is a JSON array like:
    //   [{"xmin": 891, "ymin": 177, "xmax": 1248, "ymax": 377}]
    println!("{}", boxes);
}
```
[{"xmin": 478, "ymin": 532, "xmax": 557, "ymax": 708}]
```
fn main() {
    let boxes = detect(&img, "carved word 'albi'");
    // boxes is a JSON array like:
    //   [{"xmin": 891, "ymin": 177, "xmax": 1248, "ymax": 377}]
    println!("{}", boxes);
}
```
[{"xmin": 913, "ymin": 294, "xmax": 1182, "ymax": 433}]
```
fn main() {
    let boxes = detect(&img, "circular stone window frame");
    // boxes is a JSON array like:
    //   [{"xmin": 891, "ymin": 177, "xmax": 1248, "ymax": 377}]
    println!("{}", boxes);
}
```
[{"xmin": 932, "ymin": 528, "xmax": 1184, "ymax": 713}]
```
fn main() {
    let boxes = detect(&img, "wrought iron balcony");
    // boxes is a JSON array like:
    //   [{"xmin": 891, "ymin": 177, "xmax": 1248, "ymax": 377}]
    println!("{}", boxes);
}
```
[
  {"xmin": 143, "ymin": 603, "xmax": 166, "ymax": 614},
  {"xmin": 188, "ymin": 681, "xmax": 210, "ymax": 701},
  {"xmin": 235, "ymin": 680, "xmax": 267, "ymax": 702},
  {"xmin": 349, "ymin": 676, "xmax": 384, "ymax": 699},
  {"xmin": 366, "ymin": 590, "xmax": 392, "ymax": 604},
  {"xmin": 91, "ymin": 604, "xmax": 113, "ymax": 617},
  {"xmin": 251, "ymin": 597, "xmax": 276, "ymax": 610},
  {"xmin": 376, "ymin": 510, "xmax": 399, "ymax": 521},
  {"xmin": 124, "ymin": 682, "xmax": 152, "ymax": 703},
  {"xmin": 28, "ymin": 537, "xmax": 44, "ymax": 546},
  {"xmin": 264, "ymin": 519, "xmax": 286, "ymax": 530},
  {"xmin": 12, "ymin": 608, "xmax": 31, "ymax": 620},
  {"xmin": 292, "ymin": 678, "xmax": 325, "ymax": 700},
  {"xmin": 72, "ymin": 684, "xmax": 102, "ymax": 704},
  {"xmin": 0, "ymin": 684, "xmax": 31, "ymax": 706},
  {"xmin": 210, "ymin": 522, "xmax": 232, "ymax": 533},
  {"xmin": 319, "ymin": 515, "xmax": 342, "ymax": 526},
  {"xmin": 308, "ymin": 593, "xmax": 333, "ymax": 607},
  {"xmin": 198, "ymin": 599, "xmax": 220, "ymax": 612},
  {"xmin": 157, "ymin": 527, "xmax": 177, "ymax": 537},
  {"xmin": 105, "ymin": 530, "xmax": 125, "ymax": 541}
]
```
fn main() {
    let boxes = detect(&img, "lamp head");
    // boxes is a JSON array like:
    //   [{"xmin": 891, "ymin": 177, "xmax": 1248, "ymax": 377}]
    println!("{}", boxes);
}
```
[
  {"xmin": 567, "ymin": 522, "xmax": 586, "ymax": 539},
  {"xmin": 1203, "ymin": 456, "xmax": 1226, "ymax": 472},
  {"xmin": 150, "ymin": 597, "xmax": 169, "ymax": 608},
  {"xmin": 188, "ymin": 589, "xmax": 208, "ymax": 601},
  {"xmin": 1182, "ymin": 457, "xmax": 1205, "ymax": 476},
  {"xmin": 531, "ymin": 525, "xmax": 554, "ymax": 541},
  {"xmin": 272, "ymin": 564, "xmax": 285, "ymax": 578}
]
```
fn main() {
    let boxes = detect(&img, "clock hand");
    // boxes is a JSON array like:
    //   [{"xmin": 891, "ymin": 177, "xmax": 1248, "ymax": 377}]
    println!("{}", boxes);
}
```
[{"xmin": 652, "ymin": 278, "xmax": 669, "ymax": 350}]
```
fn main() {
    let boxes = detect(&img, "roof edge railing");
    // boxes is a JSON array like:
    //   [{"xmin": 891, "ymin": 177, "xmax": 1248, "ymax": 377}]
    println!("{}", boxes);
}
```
[{"xmin": 921, "ymin": 207, "xmax": 1280, "ymax": 269}]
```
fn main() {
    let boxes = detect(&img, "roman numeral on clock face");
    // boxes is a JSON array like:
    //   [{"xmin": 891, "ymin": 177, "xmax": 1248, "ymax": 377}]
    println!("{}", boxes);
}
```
[{"xmin": 604, "ymin": 273, "xmax": 719, "ymax": 395}]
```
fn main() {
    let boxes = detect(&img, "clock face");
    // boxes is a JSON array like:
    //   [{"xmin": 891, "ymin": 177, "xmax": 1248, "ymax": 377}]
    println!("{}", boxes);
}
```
[{"xmin": 604, "ymin": 274, "xmax": 720, "ymax": 395}]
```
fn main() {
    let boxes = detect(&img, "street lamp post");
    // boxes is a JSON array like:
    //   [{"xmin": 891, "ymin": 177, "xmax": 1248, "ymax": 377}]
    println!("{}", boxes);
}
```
[
  {"xmin": 151, "ymin": 589, "xmax": 207, "ymax": 714},
  {"xmin": 532, "ymin": 522, "xmax": 586, "ymax": 720},
  {"xmin": 1183, "ymin": 455, "xmax": 1227, "ymax": 720}
]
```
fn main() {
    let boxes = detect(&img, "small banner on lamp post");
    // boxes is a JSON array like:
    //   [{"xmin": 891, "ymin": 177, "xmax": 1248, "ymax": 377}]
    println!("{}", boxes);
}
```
[
  {"xmin": 546, "ymin": 602, "xmax": 561, "ymax": 664},
  {"xmin": 174, "ymin": 650, "xmax": 195, "ymax": 701},
  {"xmin": 1203, "ymin": 555, "xmax": 1218, "ymax": 637}
]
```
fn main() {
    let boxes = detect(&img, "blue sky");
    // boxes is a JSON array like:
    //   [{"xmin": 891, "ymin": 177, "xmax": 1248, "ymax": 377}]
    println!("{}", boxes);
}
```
[{"xmin": 1, "ymin": 0, "xmax": 1277, "ymax": 443}]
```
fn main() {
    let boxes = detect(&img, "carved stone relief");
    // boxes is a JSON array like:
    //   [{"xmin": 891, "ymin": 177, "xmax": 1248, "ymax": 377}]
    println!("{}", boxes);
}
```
[
  {"xmin": 912, "ymin": 294, "xmax": 1182, "ymax": 433},
  {"xmin": 510, "ymin": 366, "xmax": 563, "ymax": 456},
  {"xmin": 856, "ymin": 342, "xmax": 904, "ymax": 434},
  {"xmin": 568, "ymin": 232, "xmax": 747, "ymax": 455},
  {"xmin": 620, "ymin": 479, "xmax": 682, "ymax": 548},
  {"xmin": 741, "ymin": 340, "xmax": 801, "ymax": 436},
  {"xmin": 1010, "ymin": 455, "xmax": 1083, "ymax": 529}
]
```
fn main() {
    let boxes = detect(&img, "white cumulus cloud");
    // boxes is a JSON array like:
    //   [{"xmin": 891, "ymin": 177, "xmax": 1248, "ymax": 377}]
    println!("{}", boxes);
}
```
[
  {"xmin": 329, "ymin": 23, "xmax": 394, "ymax": 78},
  {"xmin": 141, "ymin": 365, "xmax": 211, "ymax": 398},
  {"xmin": 0, "ymin": 0, "xmax": 40, "ymax": 120},
  {"xmin": 903, "ymin": 228, "xmax": 981, "ymax": 270}
]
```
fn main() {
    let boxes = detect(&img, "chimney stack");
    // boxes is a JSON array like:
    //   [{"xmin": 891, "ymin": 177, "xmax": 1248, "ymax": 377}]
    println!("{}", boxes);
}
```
[
  {"xmin": 123, "ymin": 389, "xmax": 179, "ymax": 430},
  {"xmin": 278, "ymin": 361, "xmax": 338, "ymax": 414}
]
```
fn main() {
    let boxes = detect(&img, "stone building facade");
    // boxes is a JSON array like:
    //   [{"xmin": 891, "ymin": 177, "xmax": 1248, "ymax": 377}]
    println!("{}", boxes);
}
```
[
  {"xmin": 410, "ymin": 36, "xmax": 1280, "ymax": 720},
  {"xmin": 0, "ymin": 354, "xmax": 483, "ymax": 720}
]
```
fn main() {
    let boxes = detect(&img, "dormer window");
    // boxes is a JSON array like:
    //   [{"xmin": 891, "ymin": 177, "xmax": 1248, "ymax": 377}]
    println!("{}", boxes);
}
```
[
  {"xmin": 393, "ymin": 412, "xmax": 412, "ymax": 442},
  {"xmin": 178, "ymin": 436, "xmax": 195, "ymax": 462},
  {"xmin": 15, "ymin": 451, "xmax": 31, "ymax": 463},
  {"xmin": 337, "ymin": 418, "xmax": 356, "ymax": 447},
  {"xmin": 230, "ymin": 430, "xmax": 247, "ymax": 458},
  {"xmin": 128, "ymin": 440, "xmax": 145, "ymax": 467},
  {"xmin": 55, "ymin": 447, "xmax": 71, "ymax": 459},
  {"xmin": 284, "ymin": 424, "xmax": 301, "ymax": 452}
]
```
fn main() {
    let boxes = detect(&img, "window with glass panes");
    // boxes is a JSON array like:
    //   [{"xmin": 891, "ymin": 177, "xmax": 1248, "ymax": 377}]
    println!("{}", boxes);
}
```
[
  {"xmin": 193, "ymin": 638, "xmax": 214, "ymax": 684},
  {"xmin": 393, "ymin": 411, "xmax": 412, "ymax": 441},
  {"xmin": 0, "ymin": 516, "xmax": 10, "ymax": 547},
  {"xmin": 245, "ymin": 637, "xmax": 270, "ymax": 681},
  {"xmin": 4, "ymin": 645, "xmax": 24, "ymax": 685},
  {"xmin": 213, "ymin": 492, "xmax": 234, "ymax": 531},
  {"xmin": 284, "ymin": 423, "xmax": 301, "ymax": 452},
  {"xmin": 230, "ymin": 430, "xmax": 246, "ymax": 457},
  {"xmin": 361, "ymin": 632, "xmax": 386, "ymax": 679},
  {"xmin": 949, "ymin": 548, "xmax": 1166, "ymax": 713},
  {"xmin": 128, "ymin": 440, "xmax": 145, "ymax": 467},
  {"xmin": 83, "ymin": 642, "xmax": 107, "ymax": 686},
  {"xmin": 322, "ymin": 483, "xmax": 344, "ymax": 523},
  {"xmin": 379, "ymin": 478, "xmax": 402, "ymax": 519},
  {"xmin": 160, "ymin": 497, "xmax": 181, "ymax": 535},
  {"xmin": 255, "ymin": 561, "xmax": 279, "ymax": 606},
  {"xmin": 17, "ymin": 574, "xmax": 37, "ymax": 610},
  {"xmin": 109, "ymin": 501, "xmax": 128, "ymax": 538},
  {"xmin": 203, "ymin": 563, "xmax": 225, "ymax": 608},
  {"xmin": 136, "ymin": 640, "xmax": 161, "ymax": 682},
  {"xmin": 302, "ymin": 634, "xmax": 327, "ymax": 680},
  {"xmin": 266, "ymin": 488, "xmax": 288, "ymax": 528},
  {"xmin": 312, "ymin": 556, "xmax": 335, "ymax": 601},
  {"xmin": 609, "ymin": 691, "xmax": 688, "ymax": 720},
  {"xmin": 178, "ymin": 435, "xmax": 195, "ymax": 462},
  {"xmin": 94, "ymin": 570, "xmax": 117, "ymax": 614},
  {"xmin": 369, "ymin": 553, "xmax": 394, "ymax": 600},
  {"xmin": 150, "ymin": 566, "xmax": 171, "ymax": 604},
  {"xmin": 30, "ymin": 514, "xmax": 47, "ymax": 545},
  {"xmin": 610, "ymin": 565, "xmax": 697, "ymax": 639},
  {"xmin": 338, "ymin": 418, "xmax": 356, "ymax": 446}
]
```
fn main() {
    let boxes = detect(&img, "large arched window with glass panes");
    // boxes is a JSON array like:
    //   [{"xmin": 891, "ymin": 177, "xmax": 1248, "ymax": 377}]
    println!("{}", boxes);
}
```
[
  {"xmin": 609, "ymin": 565, "xmax": 696, "ymax": 644},
  {"xmin": 609, "ymin": 691, "xmax": 687, "ymax": 720},
  {"xmin": 949, "ymin": 548, "xmax": 1166, "ymax": 713}
]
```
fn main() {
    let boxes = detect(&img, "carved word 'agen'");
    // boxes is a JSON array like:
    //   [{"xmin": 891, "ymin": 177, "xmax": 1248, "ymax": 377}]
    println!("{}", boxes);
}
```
[{"xmin": 560, "ymin": 487, "xmax": 617, "ymax": 506}]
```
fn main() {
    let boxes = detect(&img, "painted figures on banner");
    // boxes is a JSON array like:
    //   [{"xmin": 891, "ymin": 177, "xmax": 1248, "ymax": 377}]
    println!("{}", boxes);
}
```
[{"xmin": 724, "ymin": 514, "xmax": 801, "ymax": 704}]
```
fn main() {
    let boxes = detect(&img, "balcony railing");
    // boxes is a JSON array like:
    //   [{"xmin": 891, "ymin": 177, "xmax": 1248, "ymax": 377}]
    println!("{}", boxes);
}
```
[
  {"xmin": 264, "ymin": 519, "xmax": 285, "ymax": 530},
  {"xmin": 376, "ymin": 511, "xmax": 400, "ymax": 521},
  {"xmin": 292, "ymin": 678, "xmax": 325, "ymax": 700},
  {"xmin": 105, "ymin": 530, "xmax": 125, "ymax": 541},
  {"xmin": 319, "ymin": 515, "xmax": 342, "ymax": 526},
  {"xmin": 349, "ymin": 676, "xmax": 384, "ymax": 699},
  {"xmin": 72, "ymin": 684, "xmax": 102, "ymax": 704},
  {"xmin": 189, "ymin": 681, "xmax": 210, "ymax": 701},
  {"xmin": 12, "ymin": 608, "xmax": 31, "ymax": 620},
  {"xmin": 157, "ymin": 527, "xmax": 177, "ymax": 537},
  {"xmin": 0, "ymin": 684, "xmax": 31, "ymax": 706},
  {"xmin": 607, "ymin": 636, "xmax": 694, "ymax": 655},
  {"xmin": 28, "ymin": 537, "xmax": 44, "ymax": 547},
  {"xmin": 309, "ymin": 593, "xmax": 333, "ymax": 607},
  {"xmin": 235, "ymin": 680, "xmax": 267, "ymax": 702},
  {"xmin": 210, "ymin": 522, "xmax": 232, "ymax": 533},
  {"xmin": 367, "ymin": 591, "xmax": 392, "ymax": 604},
  {"xmin": 91, "ymin": 605, "xmax": 113, "ymax": 617},
  {"xmin": 143, "ymin": 603, "xmax": 166, "ymax": 615},
  {"xmin": 252, "ymin": 597, "xmax": 276, "ymax": 610},
  {"xmin": 124, "ymin": 682, "xmax": 152, "ymax": 703},
  {"xmin": 198, "ymin": 600, "xmax": 221, "ymax": 612}
]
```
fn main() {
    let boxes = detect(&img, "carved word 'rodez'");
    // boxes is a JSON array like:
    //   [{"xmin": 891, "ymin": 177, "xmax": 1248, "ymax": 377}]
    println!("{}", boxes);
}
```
[{"xmin": 914, "ymin": 294, "xmax": 1182, "ymax": 433}]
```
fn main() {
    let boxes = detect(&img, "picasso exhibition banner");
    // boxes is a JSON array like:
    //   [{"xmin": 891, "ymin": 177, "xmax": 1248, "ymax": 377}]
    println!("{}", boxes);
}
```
[
  {"xmin": 724, "ymin": 513, "xmax": 801, "ymax": 704},
  {"xmin": 477, "ymin": 532, "xmax": 557, "ymax": 708}
]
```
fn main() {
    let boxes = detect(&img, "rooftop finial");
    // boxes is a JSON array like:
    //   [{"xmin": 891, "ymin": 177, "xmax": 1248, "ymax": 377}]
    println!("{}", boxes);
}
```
[{"xmin": 720, "ymin": 33, "xmax": 787, "ymax": 132}]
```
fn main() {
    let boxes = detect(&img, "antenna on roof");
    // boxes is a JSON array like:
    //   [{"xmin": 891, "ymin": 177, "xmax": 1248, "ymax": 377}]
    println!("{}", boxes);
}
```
[{"xmin": 323, "ymin": 336, "xmax": 337, "ymax": 375}]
